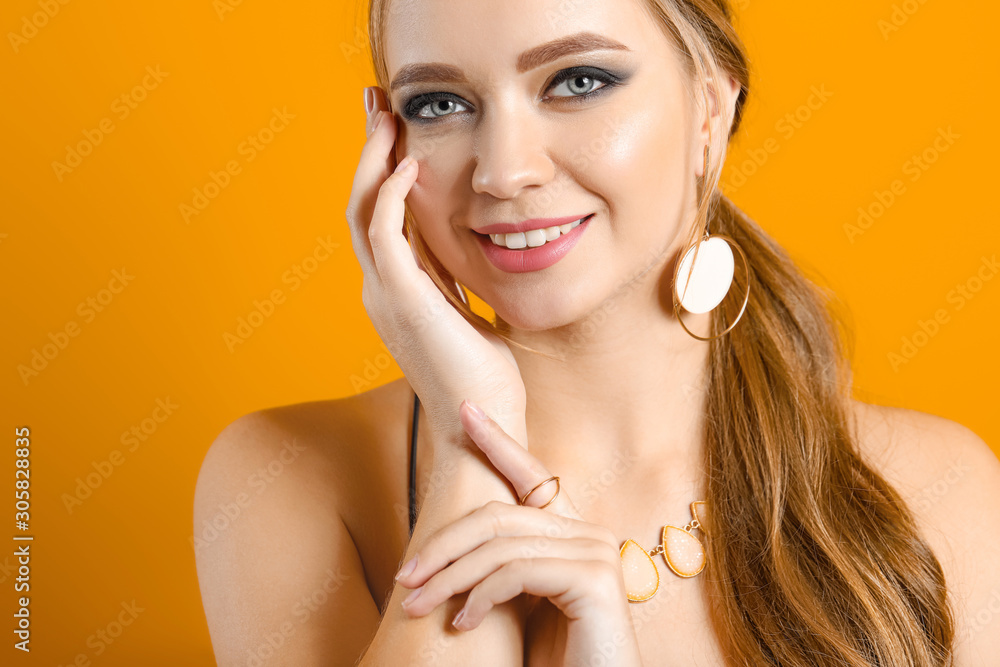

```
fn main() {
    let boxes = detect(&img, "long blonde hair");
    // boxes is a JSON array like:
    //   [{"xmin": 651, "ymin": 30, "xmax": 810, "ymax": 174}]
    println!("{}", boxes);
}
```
[{"xmin": 367, "ymin": 1, "xmax": 955, "ymax": 664}]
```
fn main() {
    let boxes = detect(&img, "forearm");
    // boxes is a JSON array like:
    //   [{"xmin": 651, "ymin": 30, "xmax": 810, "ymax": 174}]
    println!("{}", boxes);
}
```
[{"xmin": 358, "ymin": 435, "xmax": 526, "ymax": 666}]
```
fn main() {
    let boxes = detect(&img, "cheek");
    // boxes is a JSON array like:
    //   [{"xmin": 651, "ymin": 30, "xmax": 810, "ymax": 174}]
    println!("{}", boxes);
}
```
[
  {"xmin": 405, "ymin": 133, "xmax": 466, "ymax": 218},
  {"xmin": 587, "ymin": 106, "xmax": 685, "ymax": 192},
  {"xmin": 559, "ymin": 97, "xmax": 690, "ymax": 234},
  {"xmin": 402, "ymin": 130, "xmax": 472, "ymax": 256}
]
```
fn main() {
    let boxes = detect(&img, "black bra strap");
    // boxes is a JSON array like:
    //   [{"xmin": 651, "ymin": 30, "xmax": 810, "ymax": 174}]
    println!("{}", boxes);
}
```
[{"xmin": 408, "ymin": 390, "xmax": 420, "ymax": 535}]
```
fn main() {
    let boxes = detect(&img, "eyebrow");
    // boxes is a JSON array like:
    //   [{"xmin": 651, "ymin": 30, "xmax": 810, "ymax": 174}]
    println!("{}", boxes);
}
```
[{"xmin": 388, "ymin": 31, "xmax": 631, "ymax": 92}]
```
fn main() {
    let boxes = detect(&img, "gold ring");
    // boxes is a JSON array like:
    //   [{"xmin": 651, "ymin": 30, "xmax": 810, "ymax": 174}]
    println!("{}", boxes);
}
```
[{"xmin": 518, "ymin": 476, "xmax": 560, "ymax": 509}]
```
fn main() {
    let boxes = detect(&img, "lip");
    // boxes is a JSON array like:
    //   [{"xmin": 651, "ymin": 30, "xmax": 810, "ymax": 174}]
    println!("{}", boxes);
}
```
[
  {"xmin": 473, "ymin": 215, "xmax": 590, "ymax": 235},
  {"xmin": 476, "ymin": 214, "xmax": 593, "ymax": 274}
]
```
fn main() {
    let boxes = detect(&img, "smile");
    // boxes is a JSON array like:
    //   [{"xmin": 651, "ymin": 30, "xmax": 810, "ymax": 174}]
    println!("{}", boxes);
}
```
[
  {"xmin": 475, "ymin": 214, "xmax": 594, "ymax": 273},
  {"xmin": 487, "ymin": 216, "xmax": 588, "ymax": 249}
]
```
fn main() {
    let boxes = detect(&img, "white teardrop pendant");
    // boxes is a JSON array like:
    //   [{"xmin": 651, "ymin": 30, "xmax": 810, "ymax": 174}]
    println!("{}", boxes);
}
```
[
  {"xmin": 661, "ymin": 525, "xmax": 706, "ymax": 577},
  {"xmin": 691, "ymin": 500, "xmax": 708, "ymax": 530},
  {"xmin": 674, "ymin": 236, "xmax": 735, "ymax": 314},
  {"xmin": 620, "ymin": 539, "xmax": 659, "ymax": 602}
]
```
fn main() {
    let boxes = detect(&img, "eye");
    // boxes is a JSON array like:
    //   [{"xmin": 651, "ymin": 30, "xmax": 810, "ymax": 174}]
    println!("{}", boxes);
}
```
[
  {"xmin": 403, "ymin": 93, "xmax": 470, "ymax": 121},
  {"xmin": 553, "ymin": 74, "xmax": 607, "ymax": 97},
  {"xmin": 546, "ymin": 66, "xmax": 623, "ymax": 100},
  {"xmin": 556, "ymin": 74, "xmax": 597, "ymax": 97},
  {"xmin": 399, "ymin": 66, "xmax": 628, "ymax": 123}
]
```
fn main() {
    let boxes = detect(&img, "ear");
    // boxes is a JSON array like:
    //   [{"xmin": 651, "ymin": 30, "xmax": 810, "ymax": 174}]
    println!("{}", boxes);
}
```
[{"xmin": 695, "ymin": 74, "xmax": 741, "ymax": 178}]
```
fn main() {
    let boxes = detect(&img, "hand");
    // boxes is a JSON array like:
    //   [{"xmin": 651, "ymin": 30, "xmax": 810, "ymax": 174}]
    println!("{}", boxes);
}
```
[
  {"xmin": 394, "ymin": 400, "xmax": 644, "ymax": 667},
  {"xmin": 345, "ymin": 87, "xmax": 527, "ymax": 446}
]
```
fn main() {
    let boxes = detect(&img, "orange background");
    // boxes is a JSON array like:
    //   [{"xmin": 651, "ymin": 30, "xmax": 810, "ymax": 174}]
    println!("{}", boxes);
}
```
[{"xmin": 2, "ymin": 0, "xmax": 997, "ymax": 664}]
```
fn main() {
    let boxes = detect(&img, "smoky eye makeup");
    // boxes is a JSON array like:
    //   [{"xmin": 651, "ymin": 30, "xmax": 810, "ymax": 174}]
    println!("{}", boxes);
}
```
[{"xmin": 398, "ymin": 62, "xmax": 635, "ymax": 123}]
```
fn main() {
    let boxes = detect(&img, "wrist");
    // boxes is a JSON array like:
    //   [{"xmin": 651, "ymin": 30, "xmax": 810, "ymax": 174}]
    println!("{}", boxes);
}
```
[
  {"xmin": 428, "ymin": 423, "xmax": 526, "ymax": 486},
  {"xmin": 407, "ymin": 456, "xmax": 518, "ymax": 544},
  {"xmin": 427, "ymin": 445, "xmax": 517, "ymax": 500},
  {"xmin": 433, "ymin": 408, "xmax": 528, "ymax": 452}
]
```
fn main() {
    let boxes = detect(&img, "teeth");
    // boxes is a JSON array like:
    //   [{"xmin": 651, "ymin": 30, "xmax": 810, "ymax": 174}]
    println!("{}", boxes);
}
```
[{"xmin": 488, "ymin": 218, "xmax": 585, "ymax": 249}]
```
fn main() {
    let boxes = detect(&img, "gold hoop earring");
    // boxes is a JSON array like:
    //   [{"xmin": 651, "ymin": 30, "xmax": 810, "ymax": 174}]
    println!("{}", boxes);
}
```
[{"xmin": 671, "ymin": 145, "xmax": 750, "ymax": 342}]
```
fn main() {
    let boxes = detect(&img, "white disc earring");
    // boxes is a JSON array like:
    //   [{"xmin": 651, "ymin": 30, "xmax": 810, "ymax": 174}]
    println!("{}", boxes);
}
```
[
  {"xmin": 674, "ymin": 235, "xmax": 735, "ymax": 314},
  {"xmin": 671, "ymin": 145, "xmax": 750, "ymax": 341}
]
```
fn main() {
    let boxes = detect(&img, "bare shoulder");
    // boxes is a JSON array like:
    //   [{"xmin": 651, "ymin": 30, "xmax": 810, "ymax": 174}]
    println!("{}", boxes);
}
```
[
  {"xmin": 849, "ymin": 399, "xmax": 1000, "ymax": 661},
  {"xmin": 848, "ymin": 400, "xmax": 999, "ymax": 505},
  {"xmin": 195, "ymin": 376, "xmax": 412, "ymax": 519},
  {"xmin": 193, "ymin": 377, "xmax": 414, "ymax": 664}
]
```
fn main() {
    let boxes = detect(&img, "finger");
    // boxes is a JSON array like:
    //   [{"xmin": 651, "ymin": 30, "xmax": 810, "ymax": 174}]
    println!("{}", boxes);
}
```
[
  {"xmin": 460, "ymin": 400, "xmax": 583, "ymax": 520},
  {"xmin": 395, "ymin": 501, "xmax": 611, "ymax": 587},
  {"xmin": 365, "ymin": 87, "xmax": 467, "ymax": 304},
  {"xmin": 368, "ymin": 155, "xmax": 425, "ymax": 286},
  {"xmin": 400, "ymin": 536, "xmax": 613, "ymax": 618},
  {"xmin": 368, "ymin": 86, "xmax": 396, "ymax": 175},
  {"xmin": 454, "ymin": 558, "xmax": 618, "ymax": 630},
  {"xmin": 345, "ymin": 109, "xmax": 397, "ymax": 279}
]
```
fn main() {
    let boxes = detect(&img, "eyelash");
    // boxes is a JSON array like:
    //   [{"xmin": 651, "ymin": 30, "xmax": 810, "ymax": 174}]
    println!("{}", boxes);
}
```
[{"xmin": 401, "ymin": 66, "xmax": 626, "ymax": 122}]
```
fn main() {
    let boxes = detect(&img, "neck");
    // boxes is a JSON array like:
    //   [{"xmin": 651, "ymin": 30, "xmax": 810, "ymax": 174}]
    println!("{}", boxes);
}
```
[{"xmin": 497, "ymin": 262, "xmax": 713, "ymax": 507}]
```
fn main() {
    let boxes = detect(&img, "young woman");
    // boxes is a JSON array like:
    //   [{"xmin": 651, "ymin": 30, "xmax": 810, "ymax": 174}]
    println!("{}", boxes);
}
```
[{"xmin": 194, "ymin": 0, "xmax": 1000, "ymax": 665}]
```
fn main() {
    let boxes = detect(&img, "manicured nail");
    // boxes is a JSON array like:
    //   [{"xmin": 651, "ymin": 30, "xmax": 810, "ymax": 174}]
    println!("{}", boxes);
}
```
[
  {"xmin": 394, "ymin": 155, "xmax": 414, "ymax": 174},
  {"xmin": 364, "ymin": 87, "xmax": 375, "ymax": 115},
  {"xmin": 371, "ymin": 110, "xmax": 387, "ymax": 134},
  {"xmin": 402, "ymin": 585, "xmax": 423, "ymax": 608},
  {"xmin": 466, "ymin": 400, "xmax": 487, "ymax": 421},
  {"xmin": 395, "ymin": 554, "xmax": 417, "ymax": 581},
  {"xmin": 452, "ymin": 607, "xmax": 466, "ymax": 628}
]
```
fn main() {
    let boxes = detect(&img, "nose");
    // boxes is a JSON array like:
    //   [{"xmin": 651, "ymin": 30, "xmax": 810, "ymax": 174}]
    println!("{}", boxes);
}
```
[{"xmin": 471, "ymin": 106, "xmax": 555, "ymax": 199}]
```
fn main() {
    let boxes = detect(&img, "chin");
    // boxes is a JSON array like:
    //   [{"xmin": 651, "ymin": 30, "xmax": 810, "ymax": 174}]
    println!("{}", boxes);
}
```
[{"xmin": 486, "ymin": 289, "xmax": 594, "ymax": 333}]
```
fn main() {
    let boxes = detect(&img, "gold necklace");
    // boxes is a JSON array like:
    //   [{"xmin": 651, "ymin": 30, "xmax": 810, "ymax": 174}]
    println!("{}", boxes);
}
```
[{"xmin": 619, "ymin": 500, "xmax": 707, "ymax": 602}]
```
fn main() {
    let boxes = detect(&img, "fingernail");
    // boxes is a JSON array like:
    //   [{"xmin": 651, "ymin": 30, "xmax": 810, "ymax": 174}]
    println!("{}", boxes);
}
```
[
  {"xmin": 364, "ymin": 87, "xmax": 375, "ymax": 115},
  {"xmin": 452, "ymin": 607, "xmax": 466, "ymax": 628},
  {"xmin": 466, "ymin": 400, "xmax": 487, "ymax": 421},
  {"xmin": 402, "ymin": 585, "xmax": 423, "ymax": 607},
  {"xmin": 369, "ymin": 110, "xmax": 386, "ymax": 136},
  {"xmin": 395, "ymin": 554, "xmax": 418, "ymax": 581},
  {"xmin": 394, "ymin": 155, "xmax": 414, "ymax": 174}
]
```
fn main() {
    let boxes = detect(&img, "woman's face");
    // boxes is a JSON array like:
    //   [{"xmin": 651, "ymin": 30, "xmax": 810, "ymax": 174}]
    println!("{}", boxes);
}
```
[{"xmin": 384, "ymin": 0, "xmax": 705, "ymax": 331}]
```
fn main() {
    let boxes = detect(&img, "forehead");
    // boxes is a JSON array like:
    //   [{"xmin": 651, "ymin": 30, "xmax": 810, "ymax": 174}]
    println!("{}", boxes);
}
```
[{"xmin": 384, "ymin": 0, "xmax": 661, "ymax": 75}]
